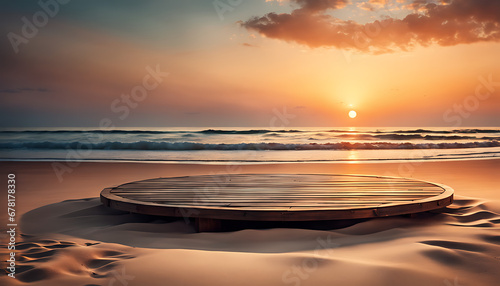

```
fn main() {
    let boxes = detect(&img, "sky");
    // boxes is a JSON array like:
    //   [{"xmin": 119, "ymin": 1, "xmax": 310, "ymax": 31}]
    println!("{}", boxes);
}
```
[{"xmin": 0, "ymin": 0, "xmax": 499, "ymax": 127}]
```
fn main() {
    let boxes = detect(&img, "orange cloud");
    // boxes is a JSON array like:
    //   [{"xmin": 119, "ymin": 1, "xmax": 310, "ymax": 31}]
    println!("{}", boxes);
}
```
[
  {"xmin": 242, "ymin": 0, "xmax": 500, "ymax": 53},
  {"xmin": 357, "ymin": 0, "xmax": 391, "ymax": 11},
  {"xmin": 293, "ymin": 0, "xmax": 349, "ymax": 12}
]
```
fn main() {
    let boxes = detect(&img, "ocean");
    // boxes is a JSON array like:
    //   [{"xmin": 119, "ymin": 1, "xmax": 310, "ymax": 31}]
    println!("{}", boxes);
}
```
[{"xmin": 0, "ymin": 127, "xmax": 499, "ymax": 163}]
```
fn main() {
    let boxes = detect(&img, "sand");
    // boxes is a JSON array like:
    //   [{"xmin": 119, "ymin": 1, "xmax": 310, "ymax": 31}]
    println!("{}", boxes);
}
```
[{"xmin": 1, "ymin": 159, "xmax": 499, "ymax": 285}]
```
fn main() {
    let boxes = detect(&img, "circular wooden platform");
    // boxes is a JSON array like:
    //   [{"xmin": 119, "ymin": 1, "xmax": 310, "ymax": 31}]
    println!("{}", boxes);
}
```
[{"xmin": 100, "ymin": 174, "xmax": 454, "ymax": 231}]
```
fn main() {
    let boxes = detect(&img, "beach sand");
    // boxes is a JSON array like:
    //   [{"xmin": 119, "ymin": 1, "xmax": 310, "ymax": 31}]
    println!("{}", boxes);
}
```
[{"xmin": 1, "ymin": 159, "xmax": 499, "ymax": 285}]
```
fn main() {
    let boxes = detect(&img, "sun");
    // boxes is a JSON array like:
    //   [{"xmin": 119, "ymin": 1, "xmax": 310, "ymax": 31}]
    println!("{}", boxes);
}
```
[{"xmin": 349, "ymin": 110, "xmax": 357, "ymax": 119}]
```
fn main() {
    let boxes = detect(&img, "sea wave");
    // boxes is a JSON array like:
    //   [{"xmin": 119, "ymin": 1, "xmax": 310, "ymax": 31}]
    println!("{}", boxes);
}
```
[
  {"xmin": 1, "ymin": 140, "xmax": 499, "ymax": 151},
  {"xmin": 389, "ymin": 128, "xmax": 500, "ymax": 134},
  {"xmin": 0, "ymin": 129, "xmax": 301, "ymax": 135},
  {"xmin": 338, "ymin": 134, "xmax": 499, "ymax": 140},
  {"xmin": 1, "ymin": 128, "xmax": 499, "ymax": 135}
]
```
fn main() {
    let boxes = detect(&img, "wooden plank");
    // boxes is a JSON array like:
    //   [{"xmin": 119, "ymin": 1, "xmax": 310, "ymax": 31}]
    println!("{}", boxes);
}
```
[
  {"xmin": 195, "ymin": 218, "xmax": 222, "ymax": 232},
  {"xmin": 100, "ymin": 174, "xmax": 454, "ymax": 232}
]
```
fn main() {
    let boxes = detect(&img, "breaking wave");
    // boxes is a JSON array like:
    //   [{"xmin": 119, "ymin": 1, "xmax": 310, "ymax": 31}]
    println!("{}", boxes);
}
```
[
  {"xmin": 2, "ymin": 140, "xmax": 499, "ymax": 151},
  {"xmin": 1, "ymin": 128, "xmax": 499, "ymax": 135}
]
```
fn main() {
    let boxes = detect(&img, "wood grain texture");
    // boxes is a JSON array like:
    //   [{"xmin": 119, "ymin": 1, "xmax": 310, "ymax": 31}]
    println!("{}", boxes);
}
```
[{"xmin": 100, "ymin": 174, "xmax": 454, "ymax": 223}]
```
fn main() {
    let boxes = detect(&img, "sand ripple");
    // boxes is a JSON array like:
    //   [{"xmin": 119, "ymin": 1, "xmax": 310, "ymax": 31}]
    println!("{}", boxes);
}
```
[{"xmin": 2, "ymin": 195, "xmax": 499, "ymax": 285}]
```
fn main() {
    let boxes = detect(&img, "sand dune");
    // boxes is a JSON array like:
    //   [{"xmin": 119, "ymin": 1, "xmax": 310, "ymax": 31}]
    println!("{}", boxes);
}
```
[
  {"xmin": 1, "ymin": 160, "xmax": 499, "ymax": 285},
  {"xmin": 0, "ymin": 195, "xmax": 496, "ymax": 286},
  {"xmin": 0, "ymin": 233, "xmax": 136, "ymax": 285}
]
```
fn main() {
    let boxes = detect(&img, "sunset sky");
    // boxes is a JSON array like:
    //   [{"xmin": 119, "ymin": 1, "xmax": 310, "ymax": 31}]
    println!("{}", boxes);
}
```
[{"xmin": 1, "ymin": 0, "xmax": 499, "ymax": 127}]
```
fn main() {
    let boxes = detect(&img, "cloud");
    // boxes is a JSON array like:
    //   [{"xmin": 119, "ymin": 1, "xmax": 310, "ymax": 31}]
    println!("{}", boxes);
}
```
[
  {"xmin": 293, "ymin": 0, "xmax": 349, "ymax": 12},
  {"xmin": 404, "ymin": 0, "xmax": 432, "ymax": 10},
  {"xmin": 242, "ymin": 42, "xmax": 258, "ymax": 47},
  {"xmin": 265, "ymin": 0, "xmax": 288, "ymax": 3},
  {"xmin": 357, "ymin": 0, "xmax": 392, "ymax": 11},
  {"xmin": 0, "ymin": 88, "xmax": 50, "ymax": 94},
  {"xmin": 242, "ymin": 0, "xmax": 500, "ymax": 53}
]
